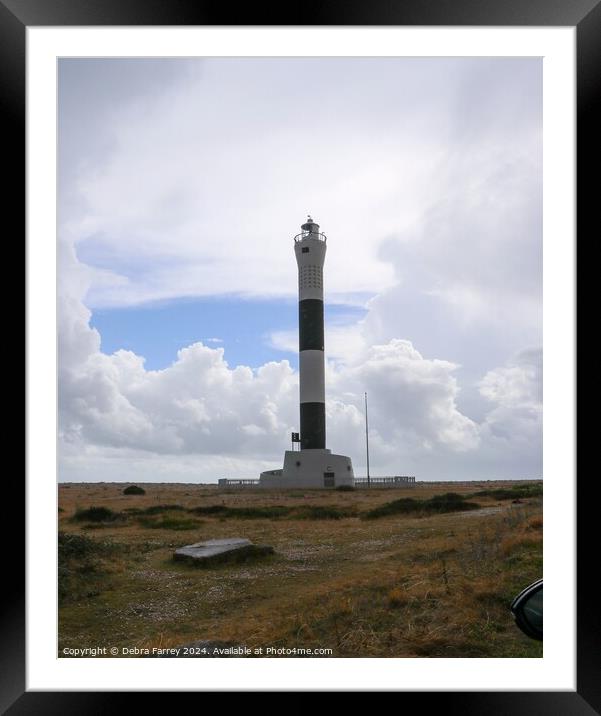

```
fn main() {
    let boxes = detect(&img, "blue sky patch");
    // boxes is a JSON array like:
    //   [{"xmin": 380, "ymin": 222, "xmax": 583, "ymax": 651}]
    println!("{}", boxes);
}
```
[{"xmin": 90, "ymin": 296, "xmax": 367, "ymax": 371}]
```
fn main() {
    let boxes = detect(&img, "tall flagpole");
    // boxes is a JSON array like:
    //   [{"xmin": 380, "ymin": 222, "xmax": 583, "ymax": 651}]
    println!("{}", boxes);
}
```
[{"xmin": 365, "ymin": 392, "xmax": 370, "ymax": 488}]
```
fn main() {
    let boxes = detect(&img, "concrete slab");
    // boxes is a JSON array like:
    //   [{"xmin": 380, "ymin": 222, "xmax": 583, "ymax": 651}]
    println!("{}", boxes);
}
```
[{"xmin": 173, "ymin": 538, "xmax": 274, "ymax": 566}]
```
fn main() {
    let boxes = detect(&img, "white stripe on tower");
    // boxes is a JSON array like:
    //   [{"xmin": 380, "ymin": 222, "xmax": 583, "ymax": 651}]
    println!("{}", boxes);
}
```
[
  {"xmin": 294, "ymin": 216, "xmax": 327, "ymax": 450},
  {"xmin": 299, "ymin": 350, "xmax": 326, "ymax": 403}
]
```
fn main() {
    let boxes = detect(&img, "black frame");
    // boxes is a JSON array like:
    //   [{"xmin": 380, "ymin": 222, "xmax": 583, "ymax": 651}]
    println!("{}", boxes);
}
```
[{"xmin": 10, "ymin": 0, "xmax": 592, "ymax": 711}]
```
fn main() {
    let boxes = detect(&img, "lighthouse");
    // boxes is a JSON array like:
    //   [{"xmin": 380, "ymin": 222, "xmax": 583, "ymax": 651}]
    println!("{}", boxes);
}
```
[
  {"xmin": 259, "ymin": 217, "xmax": 354, "ymax": 489},
  {"xmin": 296, "ymin": 216, "xmax": 327, "ymax": 450}
]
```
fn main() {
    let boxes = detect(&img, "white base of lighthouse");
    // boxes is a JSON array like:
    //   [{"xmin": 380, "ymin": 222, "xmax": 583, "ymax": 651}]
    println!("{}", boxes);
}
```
[{"xmin": 259, "ymin": 449, "xmax": 354, "ymax": 489}]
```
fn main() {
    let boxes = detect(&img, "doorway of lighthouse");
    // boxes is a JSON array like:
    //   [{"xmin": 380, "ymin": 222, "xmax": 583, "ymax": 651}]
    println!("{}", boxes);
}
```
[{"xmin": 323, "ymin": 472, "xmax": 335, "ymax": 488}]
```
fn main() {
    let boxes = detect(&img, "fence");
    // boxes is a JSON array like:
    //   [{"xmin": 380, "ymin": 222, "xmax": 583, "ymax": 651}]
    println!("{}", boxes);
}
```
[
  {"xmin": 217, "ymin": 475, "xmax": 416, "ymax": 488},
  {"xmin": 354, "ymin": 476, "xmax": 416, "ymax": 488}
]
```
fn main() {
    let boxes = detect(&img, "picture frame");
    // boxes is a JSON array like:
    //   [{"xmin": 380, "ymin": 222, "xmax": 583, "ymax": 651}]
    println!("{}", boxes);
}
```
[{"xmin": 10, "ymin": 0, "xmax": 592, "ymax": 708}]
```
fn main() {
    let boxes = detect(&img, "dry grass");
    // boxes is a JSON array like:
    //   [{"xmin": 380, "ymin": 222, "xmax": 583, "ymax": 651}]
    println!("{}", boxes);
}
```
[{"xmin": 58, "ymin": 480, "xmax": 542, "ymax": 658}]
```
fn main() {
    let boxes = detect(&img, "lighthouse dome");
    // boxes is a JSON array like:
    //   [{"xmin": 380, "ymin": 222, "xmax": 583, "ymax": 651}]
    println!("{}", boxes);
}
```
[{"xmin": 301, "ymin": 215, "xmax": 319, "ymax": 233}]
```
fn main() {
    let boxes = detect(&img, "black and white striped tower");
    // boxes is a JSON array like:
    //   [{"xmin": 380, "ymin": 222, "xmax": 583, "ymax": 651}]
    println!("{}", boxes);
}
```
[
  {"xmin": 295, "ymin": 216, "xmax": 327, "ymax": 450},
  {"xmin": 258, "ymin": 216, "xmax": 354, "ymax": 488}
]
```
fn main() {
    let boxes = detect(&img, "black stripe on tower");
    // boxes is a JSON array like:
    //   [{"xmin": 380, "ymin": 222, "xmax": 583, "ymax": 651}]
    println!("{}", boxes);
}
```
[
  {"xmin": 300, "ymin": 402, "xmax": 326, "ymax": 450},
  {"xmin": 299, "ymin": 299, "xmax": 324, "ymax": 351}
]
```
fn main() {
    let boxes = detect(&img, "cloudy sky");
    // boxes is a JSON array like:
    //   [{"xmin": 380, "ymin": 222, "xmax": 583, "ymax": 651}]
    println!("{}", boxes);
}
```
[{"xmin": 58, "ymin": 57, "xmax": 542, "ymax": 483}]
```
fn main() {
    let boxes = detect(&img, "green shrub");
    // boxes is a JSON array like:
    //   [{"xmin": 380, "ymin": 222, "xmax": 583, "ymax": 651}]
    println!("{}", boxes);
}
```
[
  {"xmin": 141, "ymin": 504, "xmax": 185, "ymax": 515},
  {"xmin": 138, "ymin": 516, "xmax": 200, "ymax": 530},
  {"xmin": 471, "ymin": 483, "xmax": 543, "ymax": 500},
  {"xmin": 293, "ymin": 505, "xmax": 356, "ymax": 520},
  {"xmin": 429, "ymin": 492, "xmax": 465, "ymax": 504},
  {"xmin": 58, "ymin": 532, "xmax": 118, "ymax": 604},
  {"xmin": 72, "ymin": 506, "xmax": 121, "ymax": 523},
  {"xmin": 123, "ymin": 485, "xmax": 146, "ymax": 495},
  {"xmin": 226, "ymin": 506, "xmax": 291, "ymax": 519},
  {"xmin": 188, "ymin": 504, "xmax": 355, "ymax": 521},
  {"xmin": 189, "ymin": 505, "xmax": 290, "ymax": 519},
  {"xmin": 189, "ymin": 504, "xmax": 229, "ymax": 515},
  {"xmin": 362, "ymin": 493, "xmax": 480, "ymax": 520},
  {"xmin": 59, "ymin": 531, "xmax": 109, "ymax": 559}
]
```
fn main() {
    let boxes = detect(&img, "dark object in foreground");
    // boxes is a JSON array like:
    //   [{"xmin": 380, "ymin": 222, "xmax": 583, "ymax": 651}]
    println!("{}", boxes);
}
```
[
  {"xmin": 173, "ymin": 538, "xmax": 274, "ymax": 566},
  {"xmin": 511, "ymin": 578, "xmax": 543, "ymax": 641}
]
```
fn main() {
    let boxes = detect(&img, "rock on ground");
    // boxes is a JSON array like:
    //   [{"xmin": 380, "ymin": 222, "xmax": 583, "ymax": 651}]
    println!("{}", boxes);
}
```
[{"xmin": 173, "ymin": 538, "xmax": 274, "ymax": 566}]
